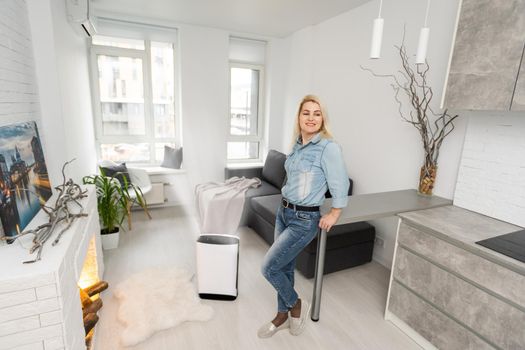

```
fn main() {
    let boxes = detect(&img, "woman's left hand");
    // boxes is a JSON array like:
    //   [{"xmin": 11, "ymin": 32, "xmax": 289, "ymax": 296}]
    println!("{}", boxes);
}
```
[{"xmin": 319, "ymin": 208, "xmax": 342, "ymax": 232}]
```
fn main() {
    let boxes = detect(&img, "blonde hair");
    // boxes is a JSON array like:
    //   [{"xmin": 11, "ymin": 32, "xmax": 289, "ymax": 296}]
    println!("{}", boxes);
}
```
[{"xmin": 292, "ymin": 94, "xmax": 333, "ymax": 143}]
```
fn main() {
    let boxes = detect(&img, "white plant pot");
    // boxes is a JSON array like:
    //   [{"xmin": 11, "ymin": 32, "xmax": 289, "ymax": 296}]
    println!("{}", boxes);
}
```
[{"xmin": 101, "ymin": 230, "xmax": 120, "ymax": 250}]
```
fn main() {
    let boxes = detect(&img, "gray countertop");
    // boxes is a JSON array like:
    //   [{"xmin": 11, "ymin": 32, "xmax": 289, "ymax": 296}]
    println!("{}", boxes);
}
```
[
  {"xmin": 399, "ymin": 205, "xmax": 525, "ymax": 276},
  {"xmin": 321, "ymin": 189, "xmax": 452, "ymax": 225}
]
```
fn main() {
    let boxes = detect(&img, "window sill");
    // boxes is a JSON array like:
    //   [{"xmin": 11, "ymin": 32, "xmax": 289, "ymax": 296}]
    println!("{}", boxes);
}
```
[
  {"xmin": 226, "ymin": 162, "xmax": 264, "ymax": 169},
  {"xmin": 130, "ymin": 165, "xmax": 187, "ymax": 175}
]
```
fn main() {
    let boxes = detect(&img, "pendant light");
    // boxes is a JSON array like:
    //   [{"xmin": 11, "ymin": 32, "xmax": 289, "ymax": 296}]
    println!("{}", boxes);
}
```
[
  {"xmin": 416, "ymin": 0, "xmax": 431, "ymax": 64},
  {"xmin": 369, "ymin": 0, "xmax": 384, "ymax": 59}
]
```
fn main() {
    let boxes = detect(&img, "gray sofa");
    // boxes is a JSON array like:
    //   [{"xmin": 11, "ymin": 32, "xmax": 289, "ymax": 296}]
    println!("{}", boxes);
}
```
[{"xmin": 225, "ymin": 150, "xmax": 375, "ymax": 278}]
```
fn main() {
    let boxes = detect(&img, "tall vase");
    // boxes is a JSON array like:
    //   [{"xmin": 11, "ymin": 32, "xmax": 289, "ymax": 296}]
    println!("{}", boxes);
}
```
[{"xmin": 418, "ymin": 165, "xmax": 437, "ymax": 195}]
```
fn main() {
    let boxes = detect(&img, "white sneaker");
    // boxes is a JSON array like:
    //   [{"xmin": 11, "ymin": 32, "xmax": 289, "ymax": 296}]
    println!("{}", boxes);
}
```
[
  {"xmin": 289, "ymin": 299, "xmax": 310, "ymax": 336},
  {"xmin": 257, "ymin": 319, "xmax": 289, "ymax": 338}
]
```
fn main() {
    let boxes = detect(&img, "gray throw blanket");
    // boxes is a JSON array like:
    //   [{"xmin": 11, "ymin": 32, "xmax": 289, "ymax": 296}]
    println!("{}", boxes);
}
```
[{"xmin": 195, "ymin": 177, "xmax": 261, "ymax": 235}]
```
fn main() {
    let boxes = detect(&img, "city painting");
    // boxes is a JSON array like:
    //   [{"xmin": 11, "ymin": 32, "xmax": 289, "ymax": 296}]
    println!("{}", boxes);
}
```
[{"xmin": 0, "ymin": 121, "xmax": 52, "ymax": 242}]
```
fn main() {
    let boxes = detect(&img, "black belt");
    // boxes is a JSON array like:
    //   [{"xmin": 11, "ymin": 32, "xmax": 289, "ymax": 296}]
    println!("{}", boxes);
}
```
[{"xmin": 282, "ymin": 198, "xmax": 320, "ymax": 212}]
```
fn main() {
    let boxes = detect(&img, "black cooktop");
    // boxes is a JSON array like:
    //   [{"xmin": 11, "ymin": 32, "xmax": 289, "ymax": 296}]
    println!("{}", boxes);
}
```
[{"xmin": 476, "ymin": 229, "xmax": 525, "ymax": 264}]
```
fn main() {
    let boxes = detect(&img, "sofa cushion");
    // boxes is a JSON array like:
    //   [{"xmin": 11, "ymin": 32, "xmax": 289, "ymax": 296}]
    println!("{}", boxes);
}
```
[
  {"xmin": 250, "ymin": 194, "xmax": 282, "ymax": 227},
  {"xmin": 245, "ymin": 182, "xmax": 281, "ymax": 202},
  {"xmin": 99, "ymin": 161, "xmax": 131, "ymax": 187},
  {"xmin": 161, "ymin": 145, "xmax": 183, "ymax": 169},
  {"xmin": 261, "ymin": 150, "xmax": 286, "ymax": 189}
]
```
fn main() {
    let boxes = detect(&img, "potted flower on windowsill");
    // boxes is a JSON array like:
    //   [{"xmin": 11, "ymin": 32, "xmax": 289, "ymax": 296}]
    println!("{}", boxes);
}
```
[{"xmin": 83, "ymin": 171, "xmax": 148, "ymax": 249}]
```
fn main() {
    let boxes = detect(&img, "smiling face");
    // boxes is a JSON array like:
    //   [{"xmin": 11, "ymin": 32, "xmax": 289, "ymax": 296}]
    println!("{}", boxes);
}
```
[{"xmin": 299, "ymin": 101, "xmax": 323, "ymax": 141}]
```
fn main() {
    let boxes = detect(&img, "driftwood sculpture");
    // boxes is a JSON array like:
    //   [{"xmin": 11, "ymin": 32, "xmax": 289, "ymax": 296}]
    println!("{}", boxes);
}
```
[
  {"xmin": 2, "ymin": 160, "xmax": 88, "ymax": 263},
  {"xmin": 361, "ymin": 40, "xmax": 459, "ymax": 195}
]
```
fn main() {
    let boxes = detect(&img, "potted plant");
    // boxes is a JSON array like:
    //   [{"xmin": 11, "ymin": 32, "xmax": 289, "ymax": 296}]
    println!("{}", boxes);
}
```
[{"xmin": 83, "ymin": 170, "xmax": 148, "ymax": 249}]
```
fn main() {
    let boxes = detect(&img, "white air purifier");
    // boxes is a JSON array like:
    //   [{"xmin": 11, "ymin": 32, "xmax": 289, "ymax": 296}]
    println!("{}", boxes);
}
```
[{"xmin": 196, "ymin": 234, "xmax": 239, "ymax": 300}]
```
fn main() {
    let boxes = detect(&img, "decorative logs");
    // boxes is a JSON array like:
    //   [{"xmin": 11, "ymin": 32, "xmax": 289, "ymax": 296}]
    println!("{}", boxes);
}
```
[
  {"xmin": 80, "ymin": 280, "xmax": 109, "ymax": 347},
  {"xmin": 85, "ymin": 329, "xmax": 94, "ymax": 349},
  {"xmin": 79, "ymin": 288, "xmax": 93, "ymax": 308},
  {"xmin": 83, "ymin": 313, "xmax": 99, "ymax": 334},
  {"xmin": 83, "ymin": 298, "xmax": 103, "ymax": 317},
  {"xmin": 85, "ymin": 281, "xmax": 109, "ymax": 297}
]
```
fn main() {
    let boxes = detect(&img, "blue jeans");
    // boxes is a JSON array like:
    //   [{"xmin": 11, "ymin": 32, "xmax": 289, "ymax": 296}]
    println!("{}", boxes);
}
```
[{"xmin": 261, "ymin": 206, "xmax": 321, "ymax": 312}]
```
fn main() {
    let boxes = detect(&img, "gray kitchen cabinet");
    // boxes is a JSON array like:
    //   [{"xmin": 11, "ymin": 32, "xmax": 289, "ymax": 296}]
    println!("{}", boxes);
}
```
[
  {"xmin": 386, "ymin": 205, "xmax": 525, "ymax": 349},
  {"xmin": 443, "ymin": 0, "xmax": 525, "ymax": 111}
]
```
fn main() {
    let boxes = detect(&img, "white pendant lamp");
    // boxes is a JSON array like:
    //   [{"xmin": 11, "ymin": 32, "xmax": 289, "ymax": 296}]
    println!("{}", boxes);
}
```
[
  {"xmin": 416, "ymin": 0, "xmax": 431, "ymax": 64},
  {"xmin": 369, "ymin": 0, "xmax": 384, "ymax": 59}
]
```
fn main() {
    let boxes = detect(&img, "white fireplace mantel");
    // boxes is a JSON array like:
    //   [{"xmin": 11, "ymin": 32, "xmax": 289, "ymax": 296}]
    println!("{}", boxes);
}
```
[{"xmin": 0, "ymin": 185, "xmax": 104, "ymax": 350}]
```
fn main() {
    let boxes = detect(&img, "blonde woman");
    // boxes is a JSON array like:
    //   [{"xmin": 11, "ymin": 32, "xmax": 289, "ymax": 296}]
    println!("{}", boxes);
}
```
[{"xmin": 258, "ymin": 95, "xmax": 349, "ymax": 337}]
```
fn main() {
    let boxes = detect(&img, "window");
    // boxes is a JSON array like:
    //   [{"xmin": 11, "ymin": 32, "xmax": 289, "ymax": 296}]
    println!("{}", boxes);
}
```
[
  {"xmin": 228, "ymin": 64, "xmax": 263, "ymax": 160},
  {"xmin": 228, "ymin": 38, "xmax": 266, "ymax": 162},
  {"xmin": 90, "ymin": 33, "xmax": 177, "ymax": 163}
]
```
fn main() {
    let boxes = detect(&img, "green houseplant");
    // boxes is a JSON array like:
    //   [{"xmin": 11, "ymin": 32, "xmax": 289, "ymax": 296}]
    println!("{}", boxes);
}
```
[{"xmin": 83, "ymin": 170, "xmax": 148, "ymax": 249}]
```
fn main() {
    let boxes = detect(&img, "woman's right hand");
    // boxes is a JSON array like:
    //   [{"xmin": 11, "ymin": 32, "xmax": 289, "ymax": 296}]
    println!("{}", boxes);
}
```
[{"xmin": 319, "ymin": 208, "xmax": 342, "ymax": 232}]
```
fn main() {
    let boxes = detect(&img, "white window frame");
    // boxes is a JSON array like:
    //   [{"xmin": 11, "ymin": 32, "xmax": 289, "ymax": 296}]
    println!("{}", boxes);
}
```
[
  {"xmin": 89, "ymin": 38, "xmax": 179, "ymax": 165},
  {"xmin": 228, "ymin": 61, "xmax": 265, "ymax": 163}
]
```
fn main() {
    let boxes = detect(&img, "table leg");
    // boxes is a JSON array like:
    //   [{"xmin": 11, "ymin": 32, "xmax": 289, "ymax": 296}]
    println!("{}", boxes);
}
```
[{"xmin": 311, "ymin": 228, "xmax": 327, "ymax": 322}]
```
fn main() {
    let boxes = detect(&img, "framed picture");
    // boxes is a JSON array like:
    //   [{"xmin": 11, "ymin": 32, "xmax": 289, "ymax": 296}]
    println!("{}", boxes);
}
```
[{"xmin": 0, "ymin": 121, "xmax": 52, "ymax": 242}]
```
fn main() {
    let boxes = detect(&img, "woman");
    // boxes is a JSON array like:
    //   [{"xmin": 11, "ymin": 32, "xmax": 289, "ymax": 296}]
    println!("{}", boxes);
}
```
[{"xmin": 258, "ymin": 95, "xmax": 349, "ymax": 338}]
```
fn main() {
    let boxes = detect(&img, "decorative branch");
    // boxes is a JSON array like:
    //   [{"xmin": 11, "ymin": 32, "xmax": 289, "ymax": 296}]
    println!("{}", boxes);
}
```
[
  {"xmin": 1, "ymin": 160, "xmax": 88, "ymax": 263},
  {"xmin": 360, "ymin": 39, "xmax": 459, "ymax": 193}
]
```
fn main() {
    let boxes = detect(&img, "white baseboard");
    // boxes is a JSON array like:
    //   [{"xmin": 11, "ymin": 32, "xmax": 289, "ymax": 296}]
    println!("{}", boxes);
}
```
[{"xmin": 372, "ymin": 254, "xmax": 391, "ymax": 269}]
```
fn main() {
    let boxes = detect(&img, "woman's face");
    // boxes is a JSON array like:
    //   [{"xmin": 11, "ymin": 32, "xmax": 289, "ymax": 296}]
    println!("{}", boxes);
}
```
[{"xmin": 299, "ymin": 101, "xmax": 323, "ymax": 136}]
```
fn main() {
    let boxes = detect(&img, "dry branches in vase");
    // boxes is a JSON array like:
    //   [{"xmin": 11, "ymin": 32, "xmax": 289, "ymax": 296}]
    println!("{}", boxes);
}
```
[{"xmin": 361, "ymin": 43, "xmax": 459, "ymax": 195}]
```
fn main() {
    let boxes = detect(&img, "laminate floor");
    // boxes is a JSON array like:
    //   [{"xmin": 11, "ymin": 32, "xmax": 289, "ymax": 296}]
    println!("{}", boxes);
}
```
[{"xmin": 93, "ymin": 206, "xmax": 421, "ymax": 350}]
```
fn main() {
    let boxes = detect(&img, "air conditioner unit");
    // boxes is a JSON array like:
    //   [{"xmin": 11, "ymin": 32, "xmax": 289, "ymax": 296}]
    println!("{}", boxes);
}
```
[{"xmin": 66, "ymin": 0, "xmax": 97, "ymax": 37}]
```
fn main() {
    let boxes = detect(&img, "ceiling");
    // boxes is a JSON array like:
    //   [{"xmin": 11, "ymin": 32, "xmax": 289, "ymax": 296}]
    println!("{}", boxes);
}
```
[{"xmin": 91, "ymin": 0, "xmax": 371, "ymax": 38}]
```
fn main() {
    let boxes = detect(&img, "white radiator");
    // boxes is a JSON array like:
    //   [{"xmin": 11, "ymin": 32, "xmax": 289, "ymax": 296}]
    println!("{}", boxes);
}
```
[{"xmin": 144, "ymin": 183, "xmax": 165, "ymax": 205}]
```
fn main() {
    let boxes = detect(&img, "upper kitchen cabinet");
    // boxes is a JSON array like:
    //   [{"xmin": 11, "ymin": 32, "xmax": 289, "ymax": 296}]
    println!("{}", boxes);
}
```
[
  {"xmin": 443, "ymin": 0, "xmax": 525, "ymax": 111},
  {"xmin": 513, "ymin": 55, "xmax": 525, "ymax": 111}
]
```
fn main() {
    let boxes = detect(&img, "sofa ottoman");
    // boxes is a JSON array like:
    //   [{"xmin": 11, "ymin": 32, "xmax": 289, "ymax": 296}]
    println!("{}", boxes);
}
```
[{"xmin": 250, "ymin": 194, "xmax": 376, "ymax": 278}]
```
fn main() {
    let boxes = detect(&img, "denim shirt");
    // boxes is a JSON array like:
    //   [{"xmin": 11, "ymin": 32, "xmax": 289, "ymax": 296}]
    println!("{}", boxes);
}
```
[{"xmin": 282, "ymin": 133, "xmax": 349, "ymax": 208}]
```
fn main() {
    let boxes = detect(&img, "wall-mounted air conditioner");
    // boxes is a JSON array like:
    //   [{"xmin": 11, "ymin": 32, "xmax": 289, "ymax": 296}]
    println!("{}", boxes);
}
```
[{"xmin": 66, "ymin": 0, "xmax": 97, "ymax": 37}]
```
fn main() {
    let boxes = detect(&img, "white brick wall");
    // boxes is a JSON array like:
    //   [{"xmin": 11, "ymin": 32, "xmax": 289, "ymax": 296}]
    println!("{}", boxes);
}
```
[
  {"xmin": 43, "ymin": 337, "xmax": 64, "ymax": 350},
  {"xmin": 11, "ymin": 343, "xmax": 44, "ymax": 350},
  {"xmin": 0, "ymin": 188, "xmax": 102, "ymax": 350},
  {"xmin": 0, "ymin": 289, "xmax": 36, "ymax": 309},
  {"xmin": 0, "ymin": 0, "xmax": 41, "ymax": 127},
  {"xmin": 454, "ymin": 114, "xmax": 525, "ymax": 227}
]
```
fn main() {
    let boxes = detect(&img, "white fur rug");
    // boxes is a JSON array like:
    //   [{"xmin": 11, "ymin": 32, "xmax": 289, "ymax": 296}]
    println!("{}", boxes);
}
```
[{"xmin": 113, "ymin": 267, "xmax": 214, "ymax": 347}]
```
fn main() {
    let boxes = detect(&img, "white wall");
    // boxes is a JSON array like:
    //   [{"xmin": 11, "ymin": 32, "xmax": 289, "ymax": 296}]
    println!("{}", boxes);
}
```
[
  {"xmin": 279, "ymin": 0, "xmax": 468, "ymax": 267},
  {"xmin": 281, "ymin": 25, "xmax": 316, "ymax": 152},
  {"xmin": 178, "ymin": 25, "xmax": 230, "ymax": 188},
  {"xmin": 27, "ymin": 0, "xmax": 96, "ymax": 185},
  {"xmin": 264, "ymin": 38, "xmax": 291, "ymax": 153},
  {"xmin": 48, "ymin": 0, "xmax": 97, "ymax": 182}
]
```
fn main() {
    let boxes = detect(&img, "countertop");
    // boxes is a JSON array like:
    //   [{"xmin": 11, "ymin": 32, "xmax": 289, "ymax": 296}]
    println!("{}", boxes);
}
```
[{"xmin": 399, "ymin": 205, "xmax": 525, "ymax": 276}]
